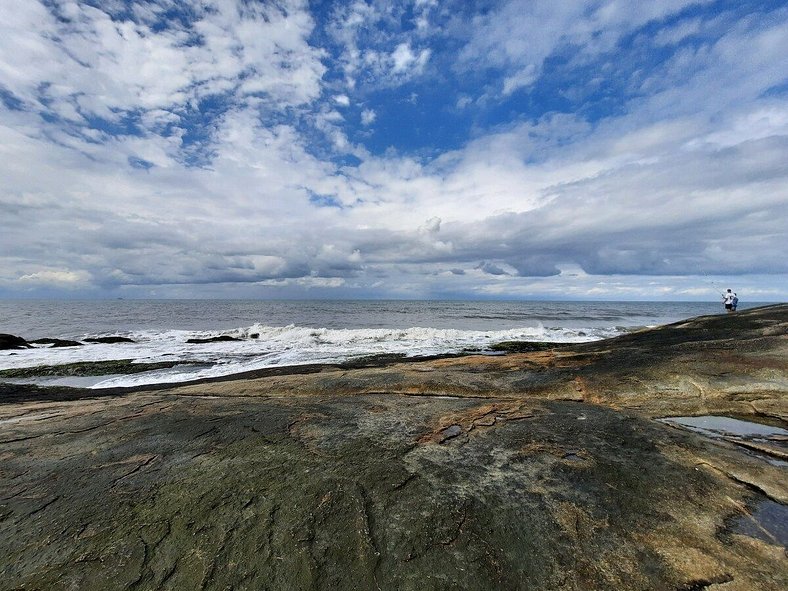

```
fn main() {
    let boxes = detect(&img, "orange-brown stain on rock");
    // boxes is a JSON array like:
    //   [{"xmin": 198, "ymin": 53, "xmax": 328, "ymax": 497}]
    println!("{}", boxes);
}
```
[{"xmin": 416, "ymin": 401, "xmax": 539, "ymax": 444}]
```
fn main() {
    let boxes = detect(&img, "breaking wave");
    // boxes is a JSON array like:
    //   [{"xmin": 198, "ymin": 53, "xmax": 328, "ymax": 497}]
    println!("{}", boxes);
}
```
[{"xmin": 0, "ymin": 323, "xmax": 621, "ymax": 389}]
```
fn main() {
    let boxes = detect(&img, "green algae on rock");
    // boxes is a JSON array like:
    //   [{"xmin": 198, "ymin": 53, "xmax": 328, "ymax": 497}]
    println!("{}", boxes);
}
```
[
  {"xmin": 0, "ymin": 359, "xmax": 181, "ymax": 378},
  {"xmin": 489, "ymin": 340, "xmax": 564, "ymax": 352}
]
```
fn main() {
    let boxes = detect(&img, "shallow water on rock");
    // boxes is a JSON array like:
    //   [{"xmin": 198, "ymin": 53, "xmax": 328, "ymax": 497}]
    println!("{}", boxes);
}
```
[
  {"xmin": 659, "ymin": 415, "xmax": 788, "ymax": 466},
  {"xmin": 1, "ymin": 375, "xmax": 130, "ymax": 388},
  {"xmin": 731, "ymin": 499, "xmax": 788, "ymax": 547},
  {"xmin": 660, "ymin": 416, "xmax": 788, "ymax": 439}
]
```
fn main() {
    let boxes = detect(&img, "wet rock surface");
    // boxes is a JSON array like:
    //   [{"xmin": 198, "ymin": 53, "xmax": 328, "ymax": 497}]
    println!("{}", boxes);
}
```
[
  {"xmin": 186, "ymin": 335, "xmax": 241, "ymax": 344},
  {"xmin": 28, "ymin": 338, "xmax": 84, "ymax": 348},
  {"xmin": 0, "ymin": 305, "xmax": 786, "ymax": 590},
  {"xmin": 0, "ymin": 360, "xmax": 182, "ymax": 379},
  {"xmin": 84, "ymin": 336, "xmax": 137, "ymax": 344},
  {"xmin": 489, "ymin": 340, "xmax": 566, "ymax": 353},
  {"xmin": 0, "ymin": 334, "xmax": 30, "ymax": 350}
]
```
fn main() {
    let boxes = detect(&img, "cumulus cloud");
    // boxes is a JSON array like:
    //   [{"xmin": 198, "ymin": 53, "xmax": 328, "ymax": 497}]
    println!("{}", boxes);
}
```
[
  {"xmin": 16, "ymin": 270, "xmax": 91, "ymax": 286},
  {"xmin": 325, "ymin": 0, "xmax": 435, "ymax": 90},
  {"xmin": 0, "ymin": 0, "xmax": 786, "ymax": 300},
  {"xmin": 391, "ymin": 43, "xmax": 430, "ymax": 75},
  {"xmin": 0, "ymin": 0, "xmax": 325, "ymax": 150},
  {"xmin": 360, "ymin": 108, "xmax": 376, "ymax": 125},
  {"xmin": 476, "ymin": 261, "xmax": 510, "ymax": 276},
  {"xmin": 456, "ymin": 0, "xmax": 715, "ymax": 96}
]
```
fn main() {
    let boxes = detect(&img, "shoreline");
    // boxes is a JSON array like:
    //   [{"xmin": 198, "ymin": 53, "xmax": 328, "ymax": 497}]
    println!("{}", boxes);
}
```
[
  {"xmin": 1, "ymin": 300, "xmax": 758, "ymax": 388},
  {"xmin": 1, "ymin": 304, "xmax": 783, "ymax": 402}
]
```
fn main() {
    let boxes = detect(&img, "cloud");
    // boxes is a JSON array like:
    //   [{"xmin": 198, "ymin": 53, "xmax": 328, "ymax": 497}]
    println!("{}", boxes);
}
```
[
  {"xmin": 391, "ymin": 43, "xmax": 430, "ymax": 75},
  {"xmin": 360, "ymin": 108, "xmax": 376, "ymax": 125},
  {"xmin": 455, "ymin": 0, "xmax": 715, "ymax": 96},
  {"xmin": 0, "ymin": 0, "xmax": 325, "ymax": 154},
  {"xmin": 476, "ymin": 261, "xmax": 510, "ymax": 276},
  {"xmin": 502, "ymin": 65, "xmax": 537, "ymax": 96},
  {"xmin": 652, "ymin": 17, "xmax": 703, "ymax": 46},
  {"xmin": 0, "ymin": 1, "xmax": 786, "ymax": 300},
  {"xmin": 324, "ymin": 0, "xmax": 435, "ymax": 90},
  {"xmin": 16, "ymin": 270, "xmax": 91, "ymax": 286}
]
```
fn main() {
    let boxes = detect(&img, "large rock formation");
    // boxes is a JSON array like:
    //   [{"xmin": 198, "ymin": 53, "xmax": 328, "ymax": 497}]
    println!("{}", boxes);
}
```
[
  {"xmin": 0, "ymin": 305, "xmax": 786, "ymax": 590},
  {"xmin": 0, "ymin": 334, "xmax": 30, "ymax": 350}
]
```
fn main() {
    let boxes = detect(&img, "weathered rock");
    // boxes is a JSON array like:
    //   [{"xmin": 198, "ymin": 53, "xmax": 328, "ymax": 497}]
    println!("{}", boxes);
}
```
[
  {"xmin": 0, "ymin": 334, "xmax": 30, "ymax": 350},
  {"xmin": 0, "ymin": 304, "xmax": 785, "ymax": 590},
  {"xmin": 489, "ymin": 340, "xmax": 562, "ymax": 352},
  {"xmin": 0, "ymin": 359, "xmax": 181, "ymax": 379},
  {"xmin": 186, "ymin": 335, "xmax": 240, "ymax": 344},
  {"xmin": 28, "ymin": 338, "xmax": 84, "ymax": 348},
  {"xmin": 83, "ymin": 336, "xmax": 136, "ymax": 344}
]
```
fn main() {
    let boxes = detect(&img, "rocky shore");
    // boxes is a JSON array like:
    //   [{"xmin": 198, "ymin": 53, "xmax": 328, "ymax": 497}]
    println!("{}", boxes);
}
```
[{"xmin": 1, "ymin": 305, "xmax": 786, "ymax": 590}]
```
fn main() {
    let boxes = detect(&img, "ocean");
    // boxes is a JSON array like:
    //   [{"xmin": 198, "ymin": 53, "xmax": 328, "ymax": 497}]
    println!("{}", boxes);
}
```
[{"xmin": 0, "ymin": 299, "xmax": 763, "ymax": 389}]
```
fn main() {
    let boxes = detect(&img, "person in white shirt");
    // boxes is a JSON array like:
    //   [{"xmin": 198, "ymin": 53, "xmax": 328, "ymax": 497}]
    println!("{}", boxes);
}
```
[{"xmin": 722, "ymin": 289, "xmax": 737, "ymax": 313}]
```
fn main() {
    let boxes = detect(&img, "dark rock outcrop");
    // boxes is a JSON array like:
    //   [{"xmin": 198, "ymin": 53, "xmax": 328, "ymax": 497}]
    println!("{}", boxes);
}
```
[
  {"xmin": 186, "ymin": 335, "xmax": 240, "ymax": 344},
  {"xmin": 83, "ymin": 336, "xmax": 136, "ymax": 344},
  {"xmin": 29, "ymin": 338, "xmax": 84, "ymax": 348},
  {"xmin": 489, "ymin": 340, "xmax": 562, "ymax": 352},
  {"xmin": 0, "ymin": 334, "xmax": 30, "ymax": 350},
  {"xmin": 0, "ymin": 360, "xmax": 181, "ymax": 379}
]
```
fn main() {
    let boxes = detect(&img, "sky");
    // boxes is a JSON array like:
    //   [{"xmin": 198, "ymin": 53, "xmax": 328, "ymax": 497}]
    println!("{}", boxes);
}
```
[{"xmin": 0, "ymin": 0, "xmax": 787, "ymax": 301}]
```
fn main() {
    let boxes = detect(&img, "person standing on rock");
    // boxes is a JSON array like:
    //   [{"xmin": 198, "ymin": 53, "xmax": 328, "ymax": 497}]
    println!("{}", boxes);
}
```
[{"xmin": 722, "ymin": 289, "xmax": 737, "ymax": 313}]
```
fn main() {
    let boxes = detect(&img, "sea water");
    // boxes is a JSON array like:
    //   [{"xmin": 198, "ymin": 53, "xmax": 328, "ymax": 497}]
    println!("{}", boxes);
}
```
[{"xmin": 0, "ymin": 300, "xmax": 764, "ymax": 388}]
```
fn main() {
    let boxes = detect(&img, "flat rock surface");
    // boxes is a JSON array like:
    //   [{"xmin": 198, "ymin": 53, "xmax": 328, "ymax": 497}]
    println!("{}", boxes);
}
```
[{"xmin": 1, "ymin": 305, "xmax": 786, "ymax": 590}]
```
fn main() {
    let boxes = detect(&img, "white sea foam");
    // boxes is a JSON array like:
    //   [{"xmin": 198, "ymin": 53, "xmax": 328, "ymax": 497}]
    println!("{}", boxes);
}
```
[{"xmin": 0, "ymin": 323, "xmax": 621, "ymax": 388}]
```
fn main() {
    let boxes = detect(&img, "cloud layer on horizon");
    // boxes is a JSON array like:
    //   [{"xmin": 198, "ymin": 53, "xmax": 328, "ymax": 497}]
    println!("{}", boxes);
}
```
[{"xmin": 1, "ymin": 0, "xmax": 787, "ymax": 300}]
